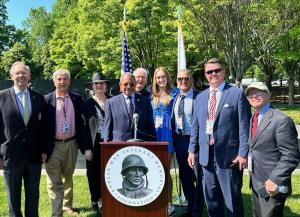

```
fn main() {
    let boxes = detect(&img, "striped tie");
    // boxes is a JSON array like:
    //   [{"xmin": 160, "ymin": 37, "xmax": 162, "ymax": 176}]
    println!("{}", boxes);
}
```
[
  {"xmin": 208, "ymin": 89, "xmax": 217, "ymax": 145},
  {"xmin": 22, "ymin": 92, "xmax": 30, "ymax": 125}
]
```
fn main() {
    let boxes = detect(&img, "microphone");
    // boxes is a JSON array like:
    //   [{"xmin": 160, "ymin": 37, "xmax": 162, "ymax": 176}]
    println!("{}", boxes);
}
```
[{"xmin": 127, "ymin": 113, "xmax": 143, "ymax": 142}]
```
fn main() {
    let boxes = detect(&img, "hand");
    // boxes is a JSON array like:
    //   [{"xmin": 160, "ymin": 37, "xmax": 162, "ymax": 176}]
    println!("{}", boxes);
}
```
[
  {"xmin": 232, "ymin": 155, "xmax": 247, "ymax": 171},
  {"xmin": 41, "ymin": 153, "xmax": 47, "ymax": 163},
  {"xmin": 0, "ymin": 158, "xmax": 3, "ymax": 170},
  {"xmin": 187, "ymin": 152, "xmax": 195, "ymax": 169},
  {"xmin": 265, "ymin": 179, "xmax": 279, "ymax": 196},
  {"xmin": 85, "ymin": 150, "xmax": 93, "ymax": 161}
]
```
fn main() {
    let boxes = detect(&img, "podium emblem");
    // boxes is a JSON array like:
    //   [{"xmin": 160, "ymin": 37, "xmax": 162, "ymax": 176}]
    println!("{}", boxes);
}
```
[{"xmin": 105, "ymin": 146, "xmax": 165, "ymax": 206}]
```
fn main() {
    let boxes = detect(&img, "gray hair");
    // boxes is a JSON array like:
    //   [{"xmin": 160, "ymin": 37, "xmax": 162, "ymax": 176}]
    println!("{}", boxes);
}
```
[
  {"xmin": 177, "ymin": 68, "xmax": 192, "ymax": 77},
  {"xmin": 133, "ymin": 68, "xmax": 148, "ymax": 77},
  {"xmin": 10, "ymin": 61, "xmax": 30, "ymax": 75},
  {"xmin": 120, "ymin": 72, "xmax": 135, "ymax": 81},
  {"xmin": 53, "ymin": 69, "xmax": 71, "ymax": 80}
]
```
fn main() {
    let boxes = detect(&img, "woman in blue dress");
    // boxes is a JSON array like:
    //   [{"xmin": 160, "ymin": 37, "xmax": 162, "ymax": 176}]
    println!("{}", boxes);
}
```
[{"xmin": 151, "ymin": 67, "xmax": 179, "ymax": 215}]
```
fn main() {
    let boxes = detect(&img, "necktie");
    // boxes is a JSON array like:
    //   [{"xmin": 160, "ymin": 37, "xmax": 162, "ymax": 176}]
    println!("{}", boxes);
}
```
[
  {"xmin": 22, "ymin": 92, "xmax": 30, "ymax": 125},
  {"xmin": 177, "ymin": 95, "xmax": 185, "ymax": 134},
  {"xmin": 127, "ymin": 96, "xmax": 134, "ymax": 119},
  {"xmin": 208, "ymin": 89, "xmax": 217, "ymax": 121},
  {"xmin": 251, "ymin": 111, "xmax": 259, "ymax": 140}
]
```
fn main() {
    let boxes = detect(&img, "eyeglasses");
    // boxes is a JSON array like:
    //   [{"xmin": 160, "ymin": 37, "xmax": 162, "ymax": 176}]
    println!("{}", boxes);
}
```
[
  {"xmin": 177, "ymin": 77, "xmax": 191, "ymax": 82},
  {"xmin": 123, "ymin": 82, "xmax": 135, "ymax": 87},
  {"xmin": 247, "ymin": 92, "xmax": 268, "ymax": 99},
  {"xmin": 205, "ymin": 68, "xmax": 222, "ymax": 75},
  {"xmin": 93, "ymin": 81, "xmax": 105, "ymax": 85}
]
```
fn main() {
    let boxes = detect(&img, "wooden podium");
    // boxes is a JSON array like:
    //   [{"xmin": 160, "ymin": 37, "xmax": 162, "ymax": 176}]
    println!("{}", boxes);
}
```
[{"xmin": 100, "ymin": 141, "xmax": 168, "ymax": 217}]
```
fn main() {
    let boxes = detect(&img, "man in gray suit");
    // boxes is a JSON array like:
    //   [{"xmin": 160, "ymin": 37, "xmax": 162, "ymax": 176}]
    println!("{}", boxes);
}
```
[
  {"xmin": 245, "ymin": 82, "xmax": 300, "ymax": 217},
  {"xmin": 103, "ymin": 72, "xmax": 155, "ymax": 142}
]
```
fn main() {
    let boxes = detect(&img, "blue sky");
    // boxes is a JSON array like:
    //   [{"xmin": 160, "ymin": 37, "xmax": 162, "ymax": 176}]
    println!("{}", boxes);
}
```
[{"xmin": 6, "ymin": 0, "xmax": 54, "ymax": 29}]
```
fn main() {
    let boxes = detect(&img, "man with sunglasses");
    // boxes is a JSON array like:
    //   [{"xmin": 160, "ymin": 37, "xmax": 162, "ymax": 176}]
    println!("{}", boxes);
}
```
[
  {"xmin": 188, "ymin": 58, "xmax": 251, "ymax": 217},
  {"xmin": 103, "ymin": 72, "xmax": 155, "ymax": 142},
  {"xmin": 171, "ymin": 69, "xmax": 204, "ymax": 217},
  {"xmin": 245, "ymin": 82, "xmax": 299, "ymax": 217}
]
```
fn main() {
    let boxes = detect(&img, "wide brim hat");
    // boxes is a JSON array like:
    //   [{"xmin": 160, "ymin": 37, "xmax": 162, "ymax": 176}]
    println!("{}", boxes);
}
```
[{"xmin": 92, "ymin": 72, "xmax": 108, "ymax": 82}]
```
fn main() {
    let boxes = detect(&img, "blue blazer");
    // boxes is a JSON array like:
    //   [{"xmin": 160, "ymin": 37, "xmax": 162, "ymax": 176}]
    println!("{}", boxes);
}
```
[
  {"xmin": 189, "ymin": 84, "xmax": 251, "ymax": 168},
  {"xmin": 103, "ymin": 93, "xmax": 156, "ymax": 142}
]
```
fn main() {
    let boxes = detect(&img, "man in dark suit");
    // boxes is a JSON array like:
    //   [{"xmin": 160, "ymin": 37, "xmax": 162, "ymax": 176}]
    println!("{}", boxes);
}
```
[
  {"xmin": 188, "ymin": 58, "xmax": 251, "ymax": 217},
  {"xmin": 44, "ymin": 69, "xmax": 83, "ymax": 217},
  {"xmin": 103, "ymin": 72, "xmax": 155, "ymax": 142},
  {"xmin": 171, "ymin": 69, "xmax": 203, "ymax": 217},
  {"xmin": 245, "ymin": 82, "xmax": 300, "ymax": 217},
  {"xmin": 133, "ymin": 68, "xmax": 151, "ymax": 98},
  {"xmin": 0, "ymin": 61, "xmax": 47, "ymax": 217}
]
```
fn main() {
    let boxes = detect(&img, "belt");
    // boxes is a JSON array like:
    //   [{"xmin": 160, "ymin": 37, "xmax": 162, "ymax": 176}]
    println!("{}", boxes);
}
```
[{"xmin": 55, "ymin": 136, "xmax": 76, "ymax": 143}]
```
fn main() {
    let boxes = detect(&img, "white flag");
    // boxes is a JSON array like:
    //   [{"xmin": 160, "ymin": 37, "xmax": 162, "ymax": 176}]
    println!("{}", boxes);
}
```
[{"xmin": 177, "ymin": 6, "xmax": 186, "ymax": 73}]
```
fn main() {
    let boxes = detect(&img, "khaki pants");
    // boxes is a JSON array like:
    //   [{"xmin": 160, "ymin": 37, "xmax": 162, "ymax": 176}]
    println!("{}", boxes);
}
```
[{"xmin": 45, "ymin": 140, "xmax": 78, "ymax": 217}]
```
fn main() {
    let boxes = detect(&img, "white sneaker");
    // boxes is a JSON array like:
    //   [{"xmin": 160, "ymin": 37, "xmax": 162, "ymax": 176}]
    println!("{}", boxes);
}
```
[
  {"xmin": 98, "ymin": 198, "xmax": 102, "ymax": 209},
  {"xmin": 168, "ymin": 203, "xmax": 175, "ymax": 216}
]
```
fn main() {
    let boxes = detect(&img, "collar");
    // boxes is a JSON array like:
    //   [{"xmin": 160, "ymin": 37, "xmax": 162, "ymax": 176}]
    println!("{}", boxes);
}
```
[
  {"xmin": 256, "ymin": 103, "xmax": 271, "ymax": 115},
  {"xmin": 180, "ymin": 88, "xmax": 193, "ymax": 98},
  {"xmin": 14, "ymin": 86, "xmax": 28, "ymax": 95},
  {"xmin": 209, "ymin": 82, "xmax": 225, "ymax": 93},
  {"xmin": 56, "ymin": 91, "xmax": 69, "ymax": 99},
  {"xmin": 123, "ymin": 93, "xmax": 135, "ymax": 101}
]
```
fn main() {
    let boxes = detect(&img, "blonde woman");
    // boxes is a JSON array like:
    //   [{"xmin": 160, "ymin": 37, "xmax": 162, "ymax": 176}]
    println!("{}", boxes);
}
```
[{"xmin": 151, "ymin": 67, "xmax": 179, "ymax": 215}]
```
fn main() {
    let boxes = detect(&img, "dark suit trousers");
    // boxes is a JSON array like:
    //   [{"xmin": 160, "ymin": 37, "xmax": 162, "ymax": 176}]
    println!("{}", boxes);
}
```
[
  {"xmin": 3, "ymin": 161, "xmax": 41, "ymax": 217},
  {"xmin": 252, "ymin": 189, "xmax": 286, "ymax": 217},
  {"xmin": 202, "ymin": 145, "xmax": 244, "ymax": 217},
  {"xmin": 173, "ymin": 133, "xmax": 204, "ymax": 217},
  {"xmin": 86, "ymin": 137, "xmax": 101, "ymax": 203}
]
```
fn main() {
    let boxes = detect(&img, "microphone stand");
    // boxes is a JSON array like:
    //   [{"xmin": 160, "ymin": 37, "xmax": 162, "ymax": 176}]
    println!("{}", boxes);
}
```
[{"xmin": 127, "ymin": 113, "xmax": 143, "ymax": 142}]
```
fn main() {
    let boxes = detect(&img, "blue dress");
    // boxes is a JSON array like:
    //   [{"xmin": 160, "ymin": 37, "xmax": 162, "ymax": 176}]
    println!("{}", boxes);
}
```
[{"xmin": 151, "ymin": 88, "xmax": 179, "ymax": 153}]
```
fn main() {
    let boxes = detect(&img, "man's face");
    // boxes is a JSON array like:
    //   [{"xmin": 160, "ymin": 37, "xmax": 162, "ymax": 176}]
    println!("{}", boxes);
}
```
[
  {"xmin": 177, "ymin": 71, "xmax": 193, "ymax": 93},
  {"xmin": 134, "ymin": 71, "xmax": 147, "ymax": 91},
  {"xmin": 247, "ymin": 89, "xmax": 271, "ymax": 110},
  {"xmin": 155, "ymin": 70, "xmax": 168, "ymax": 88},
  {"xmin": 54, "ymin": 74, "xmax": 70, "ymax": 93},
  {"xmin": 205, "ymin": 63, "xmax": 225, "ymax": 88},
  {"xmin": 119, "ymin": 75, "xmax": 136, "ymax": 96},
  {"xmin": 124, "ymin": 167, "xmax": 144, "ymax": 186},
  {"xmin": 92, "ymin": 81, "xmax": 107, "ymax": 94},
  {"xmin": 10, "ymin": 64, "xmax": 31, "ymax": 91}
]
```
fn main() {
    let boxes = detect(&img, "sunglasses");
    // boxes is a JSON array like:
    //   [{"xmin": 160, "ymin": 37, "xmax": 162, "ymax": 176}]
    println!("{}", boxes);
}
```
[
  {"xmin": 177, "ymin": 77, "xmax": 191, "ymax": 82},
  {"xmin": 205, "ymin": 68, "xmax": 222, "ymax": 75},
  {"xmin": 247, "ymin": 91, "xmax": 268, "ymax": 99},
  {"xmin": 123, "ymin": 82, "xmax": 135, "ymax": 87},
  {"xmin": 93, "ymin": 81, "xmax": 106, "ymax": 85}
]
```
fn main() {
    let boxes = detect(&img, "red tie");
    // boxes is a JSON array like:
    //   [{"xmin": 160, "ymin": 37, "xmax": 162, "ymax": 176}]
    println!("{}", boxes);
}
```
[
  {"xmin": 251, "ymin": 111, "xmax": 259, "ymax": 140},
  {"xmin": 208, "ymin": 89, "xmax": 217, "ymax": 145}
]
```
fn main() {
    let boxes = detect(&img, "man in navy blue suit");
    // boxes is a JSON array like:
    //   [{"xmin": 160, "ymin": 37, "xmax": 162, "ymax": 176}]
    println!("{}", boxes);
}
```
[
  {"xmin": 188, "ymin": 58, "xmax": 251, "ymax": 217},
  {"xmin": 103, "ymin": 72, "xmax": 155, "ymax": 142}
]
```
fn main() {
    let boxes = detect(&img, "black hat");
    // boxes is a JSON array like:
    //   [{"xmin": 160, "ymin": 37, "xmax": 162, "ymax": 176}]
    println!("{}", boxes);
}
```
[{"xmin": 92, "ymin": 72, "xmax": 107, "ymax": 82}]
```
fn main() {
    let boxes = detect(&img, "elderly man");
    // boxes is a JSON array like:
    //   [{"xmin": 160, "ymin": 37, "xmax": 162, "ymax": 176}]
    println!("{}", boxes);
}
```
[
  {"xmin": 0, "ymin": 61, "xmax": 47, "ymax": 217},
  {"xmin": 171, "ymin": 69, "xmax": 204, "ymax": 217},
  {"xmin": 133, "ymin": 68, "xmax": 151, "ymax": 98},
  {"xmin": 118, "ymin": 154, "xmax": 152, "ymax": 198},
  {"xmin": 103, "ymin": 72, "xmax": 155, "ymax": 142},
  {"xmin": 44, "ymin": 69, "xmax": 83, "ymax": 217},
  {"xmin": 245, "ymin": 82, "xmax": 300, "ymax": 217},
  {"xmin": 188, "ymin": 58, "xmax": 251, "ymax": 217}
]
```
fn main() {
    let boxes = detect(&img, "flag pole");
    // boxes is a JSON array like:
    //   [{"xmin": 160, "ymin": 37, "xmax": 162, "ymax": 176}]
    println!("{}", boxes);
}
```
[{"xmin": 177, "ymin": 5, "xmax": 186, "ymax": 73}]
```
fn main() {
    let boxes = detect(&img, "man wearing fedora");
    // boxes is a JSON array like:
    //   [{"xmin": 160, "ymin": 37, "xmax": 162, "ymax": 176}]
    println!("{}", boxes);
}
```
[
  {"xmin": 245, "ymin": 82, "xmax": 300, "ymax": 217},
  {"xmin": 81, "ymin": 72, "xmax": 111, "ymax": 210}
]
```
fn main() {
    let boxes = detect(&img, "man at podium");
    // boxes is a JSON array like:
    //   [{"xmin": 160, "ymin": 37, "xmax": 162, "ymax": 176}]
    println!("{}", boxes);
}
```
[{"xmin": 103, "ymin": 72, "xmax": 155, "ymax": 142}]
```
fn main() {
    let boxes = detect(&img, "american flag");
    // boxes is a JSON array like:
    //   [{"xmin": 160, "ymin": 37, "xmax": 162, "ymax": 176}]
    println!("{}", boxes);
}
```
[{"xmin": 121, "ymin": 31, "xmax": 132, "ymax": 74}]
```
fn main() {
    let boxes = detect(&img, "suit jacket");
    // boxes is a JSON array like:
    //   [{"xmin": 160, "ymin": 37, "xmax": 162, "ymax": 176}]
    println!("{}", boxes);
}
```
[
  {"xmin": 44, "ymin": 91, "xmax": 83, "ymax": 159},
  {"xmin": 103, "ymin": 93, "xmax": 155, "ymax": 142},
  {"xmin": 0, "ymin": 87, "xmax": 46, "ymax": 166},
  {"xmin": 171, "ymin": 89, "xmax": 199, "ymax": 134},
  {"xmin": 189, "ymin": 83, "xmax": 251, "ymax": 168},
  {"xmin": 249, "ymin": 107, "xmax": 300, "ymax": 194}
]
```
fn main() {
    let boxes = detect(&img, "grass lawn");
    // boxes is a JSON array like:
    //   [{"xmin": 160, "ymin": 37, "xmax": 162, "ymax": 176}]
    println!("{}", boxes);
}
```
[
  {"xmin": 274, "ymin": 104, "xmax": 300, "ymax": 124},
  {"xmin": 0, "ymin": 174, "xmax": 299, "ymax": 217}
]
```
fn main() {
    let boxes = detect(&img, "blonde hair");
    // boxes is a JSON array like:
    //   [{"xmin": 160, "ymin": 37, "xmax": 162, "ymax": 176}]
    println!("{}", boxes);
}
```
[{"xmin": 151, "ymin": 67, "xmax": 173, "ymax": 107}]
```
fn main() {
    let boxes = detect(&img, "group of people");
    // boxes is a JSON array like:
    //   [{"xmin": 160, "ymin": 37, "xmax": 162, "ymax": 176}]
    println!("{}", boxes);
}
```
[{"xmin": 0, "ymin": 59, "xmax": 299, "ymax": 217}]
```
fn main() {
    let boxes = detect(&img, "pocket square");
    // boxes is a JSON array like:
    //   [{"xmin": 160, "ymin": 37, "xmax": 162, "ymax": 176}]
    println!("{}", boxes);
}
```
[{"xmin": 223, "ymin": 104, "xmax": 230, "ymax": 108}]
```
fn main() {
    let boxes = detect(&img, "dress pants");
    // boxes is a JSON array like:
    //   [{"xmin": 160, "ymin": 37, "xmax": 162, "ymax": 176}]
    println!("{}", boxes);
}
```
[
  {"xmin": 45, "ymin": 139, "xmax": 78, "ymax": 217},
  {"xmin": 252, "ymin": 189, "xmax": 286, "ymax": 217},
  {"xmin": 86, "ymin": 137, "xmax": 101, "ymax": 203},
  {"xmin": 202, "ymin": 145, "xmax": 244, "ymax": 217},
  {"xmin": 3, "ymin": 161, "xmax": 41, "ymax": 217},
  {"xmin": 173, "ymin": 133, "xmax": 204, "ymax": 217}
]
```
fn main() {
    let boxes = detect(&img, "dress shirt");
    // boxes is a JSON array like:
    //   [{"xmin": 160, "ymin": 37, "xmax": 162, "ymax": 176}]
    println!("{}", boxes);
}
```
[
  {"xmin": 123, "ymin": 93, "xmax": 135, "ymax": 112},
  {"xmin": 208, "ymin": 82, "xmax": 225, "ymax": 112},
  {"xmin": 256, "ymin": 103, "xmax": 271, "ymax": 125},
  {"xmin": 14, "ymin": 87, "xmax": 32, "ymax": 119},
  {"xmin": 174, "ymin": 88, "xmax": 193, "ymax": 135}
]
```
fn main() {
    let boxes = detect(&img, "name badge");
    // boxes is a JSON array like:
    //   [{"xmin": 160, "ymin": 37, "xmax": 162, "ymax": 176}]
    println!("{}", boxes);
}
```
[
  {"xmin": 176, "ymin": 117, "xmax": 183, "ymax": 129},
  {"xmin": 248, "ymin": 155, "xmax": 253, "ymax": 172},
  {"xmin": 61, "ymin": 121, "xmax": 71, "ymax": 134},
  {"xmin": 206, "ymin": 120, "xmax": 214, "ymax": 135},
  {"xmin": 155, "ymin": 116, "xmax": 163, "ymax": 129}
]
